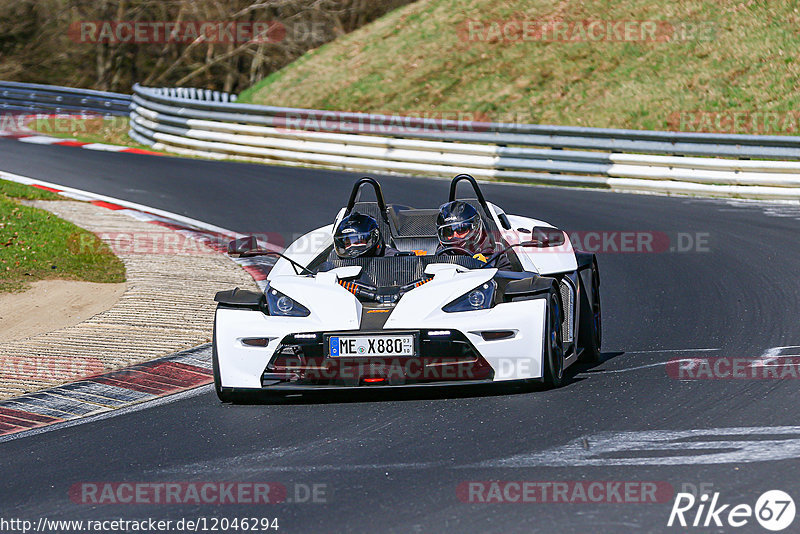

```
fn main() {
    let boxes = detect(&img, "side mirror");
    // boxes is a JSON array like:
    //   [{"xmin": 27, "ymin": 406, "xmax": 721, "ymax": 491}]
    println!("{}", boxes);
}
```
[
  {"xmin": 530, "ymin": 227, "xmax": 566, "ymax": 247},
  {"xmin": 227, "ymin": 236, "xmax": 259, "ymax": 257}
]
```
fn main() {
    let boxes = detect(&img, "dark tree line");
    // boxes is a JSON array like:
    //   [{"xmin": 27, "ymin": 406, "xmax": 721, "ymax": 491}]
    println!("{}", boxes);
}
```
[{"xmin": 0, "ymin": 0, "xmax": 413, "ymax": 93}]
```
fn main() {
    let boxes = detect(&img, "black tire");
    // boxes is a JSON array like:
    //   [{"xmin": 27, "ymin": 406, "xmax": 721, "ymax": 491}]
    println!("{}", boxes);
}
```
[
  {"xmin": 211, "ymin": 309, "xmax": 236, "ymax": 403},
  {"xmin": 578, "ymin": 260, "xmax": 602, "ymax": 363},
  {"xmin": 543, "ymin": 287, "xmax": 566, "ymax": 388}
]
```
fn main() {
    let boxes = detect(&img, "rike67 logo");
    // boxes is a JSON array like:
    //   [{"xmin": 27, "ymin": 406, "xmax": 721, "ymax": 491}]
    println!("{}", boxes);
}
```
[{"xmin": 668, "ymin": 490, "xmax": 795, "ymax": 531}]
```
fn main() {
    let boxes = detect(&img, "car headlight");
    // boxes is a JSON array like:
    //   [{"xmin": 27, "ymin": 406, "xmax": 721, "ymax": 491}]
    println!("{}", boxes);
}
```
[
  {"xmin": 266, "ymin": 286, "xmax": 310, "ymax": 317},
  {"xmin": 443, "ymin": 280, "xmax": 496, "ymax": 313}
]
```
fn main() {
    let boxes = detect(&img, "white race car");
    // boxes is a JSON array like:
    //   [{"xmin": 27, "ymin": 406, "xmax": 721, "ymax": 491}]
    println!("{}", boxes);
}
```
[{"xmin": 212, "ymin": 174, "xmax": 601, "ymax": 401}]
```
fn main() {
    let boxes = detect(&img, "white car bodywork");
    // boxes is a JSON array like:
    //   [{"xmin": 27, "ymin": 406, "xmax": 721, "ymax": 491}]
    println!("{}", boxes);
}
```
[{"xmin": 214, "ymin": 197, "xmax": 583, "ymax": 391}]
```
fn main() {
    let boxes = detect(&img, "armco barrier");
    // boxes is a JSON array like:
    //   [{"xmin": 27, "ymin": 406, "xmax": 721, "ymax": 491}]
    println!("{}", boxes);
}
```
[
  {"xmin": 4, "ymin": 80, "xmax": 800, "ymax": 199},
  {"xmin": 0, "ymin": 81, "xmax": 131, "ymax": 116}
]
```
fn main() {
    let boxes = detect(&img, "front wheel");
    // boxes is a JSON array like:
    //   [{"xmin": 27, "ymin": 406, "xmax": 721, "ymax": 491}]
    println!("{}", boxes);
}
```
[
  {"xmin": 543, "ymin": 288, "xmax": 566, "ymax": 388},
  {"xmin": 578, "ymin": 260, "xmax": 602, "ymax": 363},
  {"xmin": 212, "ymin": 311, "xmax": 236, "ymax": 403}
]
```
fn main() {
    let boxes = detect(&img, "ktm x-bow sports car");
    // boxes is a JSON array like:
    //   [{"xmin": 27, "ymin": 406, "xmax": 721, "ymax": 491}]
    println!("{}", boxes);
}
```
[{"xmin": 212, "ymin": 174, "xmax": 601, "ymax": 401}]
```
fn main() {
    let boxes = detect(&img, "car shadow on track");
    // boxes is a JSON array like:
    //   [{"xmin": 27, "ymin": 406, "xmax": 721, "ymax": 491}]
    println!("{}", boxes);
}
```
[
  {"xmin": 567, "ymin": 350, "xmax": 625, "ymax": 380},
  {"xmin": 222, "ymin": 351, "xmax": 625, "ymax": 405}
]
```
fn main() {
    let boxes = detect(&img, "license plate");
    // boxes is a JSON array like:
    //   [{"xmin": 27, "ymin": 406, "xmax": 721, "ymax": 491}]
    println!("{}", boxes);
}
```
[{"xmin": 329, "ymin": 335, "xmax": 414, "ymax": 357}]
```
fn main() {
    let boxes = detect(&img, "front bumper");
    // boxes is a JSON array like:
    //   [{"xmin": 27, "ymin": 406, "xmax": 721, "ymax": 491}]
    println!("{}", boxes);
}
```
[
  {"xmin": 261, "ymin": 329, "xmax": 493, "ymax": 387},
  {"xmin": 214, "ymin": 297, "xmax": 547, "ymax": 389}
]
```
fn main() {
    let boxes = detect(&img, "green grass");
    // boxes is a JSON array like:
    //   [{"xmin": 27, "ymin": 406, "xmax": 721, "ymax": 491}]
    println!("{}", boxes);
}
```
[
  {"xmin": 0, "ymin": 179, "xmax": 126, "ymax": 293},
  {"xmin": 0, "ymin": 180, "xmax": 61, "ymax": 201},
  {"xmin": 238, "ymin": 0, "xmax": 800, "ymax": 132}
]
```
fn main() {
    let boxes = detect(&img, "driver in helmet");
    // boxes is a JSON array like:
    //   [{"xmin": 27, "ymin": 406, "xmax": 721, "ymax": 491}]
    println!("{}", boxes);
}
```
[
  {"xmin": 333, "ymin": 211, "xmax": 398, "ymax": 258},
  {"xmin": 436, "ymin": 201, "xmax": 511, "ymax": 269}
]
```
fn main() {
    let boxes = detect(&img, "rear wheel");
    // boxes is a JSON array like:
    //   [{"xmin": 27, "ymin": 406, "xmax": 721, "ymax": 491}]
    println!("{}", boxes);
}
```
[
  {"xmin": 578, "ymin": 261, "xmax": 602, "ymax": 363},
  {"xmin": 543, "ymin": 288, "xmax": 566, "ymax": 388}
]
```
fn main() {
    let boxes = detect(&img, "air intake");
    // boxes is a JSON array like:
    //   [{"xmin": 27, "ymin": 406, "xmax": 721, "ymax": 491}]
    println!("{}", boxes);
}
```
[{"xmin": 559, "ymin": 279, "xmax": 575, "ymax": 343}]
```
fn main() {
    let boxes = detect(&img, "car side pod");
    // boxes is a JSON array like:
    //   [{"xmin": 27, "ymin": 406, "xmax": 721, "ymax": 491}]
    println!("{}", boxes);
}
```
[{"xmin": 502, "ymin": 275, "xmax": 558, "ymax": 301}]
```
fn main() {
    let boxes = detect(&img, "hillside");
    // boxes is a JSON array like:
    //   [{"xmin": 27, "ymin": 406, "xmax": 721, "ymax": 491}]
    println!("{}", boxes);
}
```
[{"xmin": 238, "ymin": 0, "xmax": 800, "ymax": 133}]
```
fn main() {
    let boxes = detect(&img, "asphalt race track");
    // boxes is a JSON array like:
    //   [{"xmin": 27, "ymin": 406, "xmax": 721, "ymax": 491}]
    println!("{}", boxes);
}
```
[{"xmin": 2, "ymin": 138, "xmax": 800, "ymax": 533}]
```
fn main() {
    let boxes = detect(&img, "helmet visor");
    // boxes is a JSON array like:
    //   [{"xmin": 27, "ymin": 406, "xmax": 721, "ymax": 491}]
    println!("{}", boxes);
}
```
[
  {"xmin": 334, "ymin": 230, "xmax": 376, "ymax": 258},
  {"xmin": 438, "ymin": 218, "xmax": 479, "ymax": 246}
]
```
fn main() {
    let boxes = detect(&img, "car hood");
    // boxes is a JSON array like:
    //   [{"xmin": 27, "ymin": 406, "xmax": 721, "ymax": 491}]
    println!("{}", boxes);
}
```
[{"xmin": 268, "ymin": 265, "xmax": 497, "ymax": 329}]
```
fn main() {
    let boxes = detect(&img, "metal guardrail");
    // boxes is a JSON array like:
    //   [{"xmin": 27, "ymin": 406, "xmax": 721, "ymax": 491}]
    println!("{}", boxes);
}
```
[
  {"xmin": 131, "ymin": 85, "xmax": 800, "ymax": 160},
  {"xmin": 143, "ymin": 86, "xmax": 237, "ymax": 103},
  {"xmin": 3, "ymin": 80, "xmax": 800, "ymax": 199},
  {"xmin": 0, "ymin": 81, "xmax": 131, "ymax": 116},
  {"xmin": 130, "ymin": 84, "xmax": 800, "ymax": 199}
]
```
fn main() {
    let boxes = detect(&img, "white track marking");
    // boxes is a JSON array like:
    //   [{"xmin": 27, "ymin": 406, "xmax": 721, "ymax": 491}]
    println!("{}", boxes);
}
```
[
  {"xmin": 0, "ymin": 169, "xmax": 242, "ymax": 238},
  {"xmin": 81, "ymin": 143, "xmax": 127, "ymax": 152},
  {"xmin": 587, "ymin": 345, "xmax": 800, "ymax": 376},
  {"xmin": 584, "ymin": 359, "xmax": 700, "ymax": 375},
  {"xmin": 153, "ymin": 450, "xmax": 448, "ymax": 475},
  {"xmin": 156, "ymin": 426, "xmax": 800, "ymax": 472},
  {"xmin": 17, "ymin": 136, "xmax": 72, "ymax": 145},
  {"xmin": 749, "ymin": 346, "xmax": 800, "ymax": 368},
  {"xmin": 624, "ymin": 348, "xmax": 720, "ymax": 354},
  {"xmin": 57, "ymin": 191, "xmax": 95, "ymax": 201},
  {"xmin": 577, "ymin": 348, "xmax": 718, "ymax": 375},
  {"xmin": 0, "ymin": 385, "xmax": 213, "ymax": 444},
  {"xmin": 751, "ymin": 346, "xmax": 782, "ymax": 369},
  {"xmin": 584, "ymin": 346, "xmax": 800, "ymax": 376},
  {"xmin": 476, "ymin": 426, "xmax": 800, "ymax": 467}
]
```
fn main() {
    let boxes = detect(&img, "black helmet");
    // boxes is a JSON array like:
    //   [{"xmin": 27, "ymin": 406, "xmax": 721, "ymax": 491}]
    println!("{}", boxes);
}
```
[
  {"xmin": 437, "ymin": 201, "xmax": 485, "ymax": 251},
  {"xmin": 333, "ymin": 211, "xmax": 385, "ymax": 258}
]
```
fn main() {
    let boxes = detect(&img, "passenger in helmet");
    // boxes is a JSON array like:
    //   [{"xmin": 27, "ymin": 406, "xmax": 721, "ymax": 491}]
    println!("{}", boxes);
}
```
[
  {"xmin": 436, "ymin": 201, "xmax": 487, "ymax": 253},
  {"xmin": 333, "ymin": 211, "xmax": 397, "ymax": 258},
  {"xmin": 436, "ymin": 201, "xmax": 511, "ymax": 269}
]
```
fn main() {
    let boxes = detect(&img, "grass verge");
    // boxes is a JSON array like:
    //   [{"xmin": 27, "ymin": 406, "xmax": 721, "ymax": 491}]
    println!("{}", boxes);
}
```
[
  {"xmin": 0, "ymin": 179, "xmax": 126, "ymax": 293},
  {"xmin": 238, "ymin": 0, "xmax": 800, "ymax": 133},
  {"xmin": 25, "ymin": 116, "xmax": 168, "ymax": 153}
]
